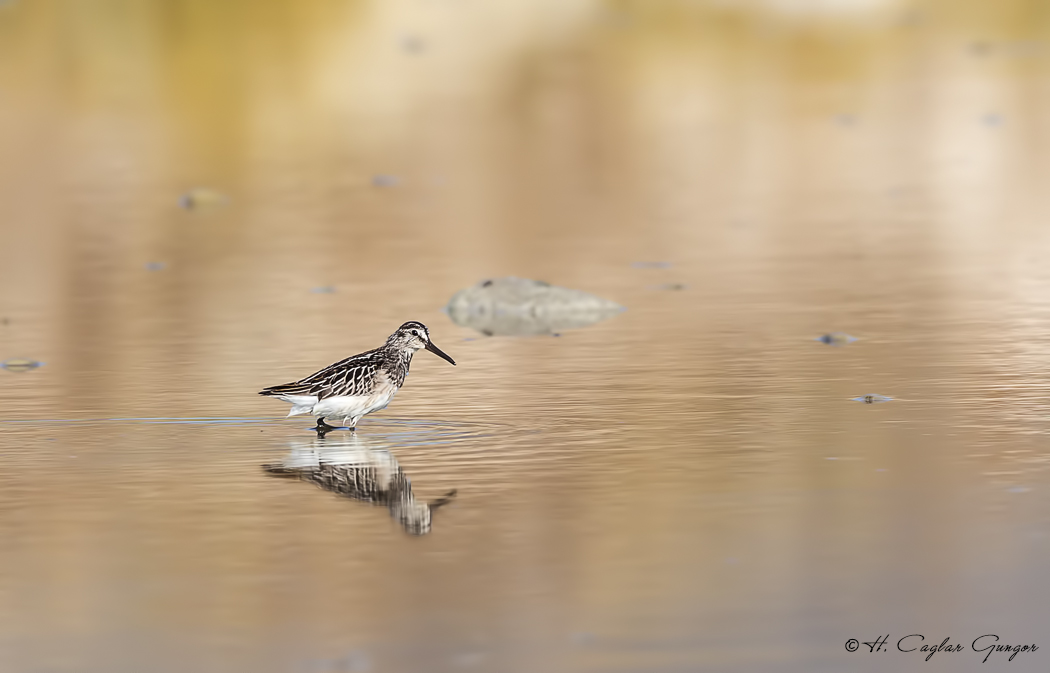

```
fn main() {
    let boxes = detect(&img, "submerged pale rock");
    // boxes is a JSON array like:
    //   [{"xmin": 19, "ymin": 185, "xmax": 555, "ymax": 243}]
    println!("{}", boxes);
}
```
[{"xmin": 446, "ymin": 277, "xmax": 624, "ymax": 336}]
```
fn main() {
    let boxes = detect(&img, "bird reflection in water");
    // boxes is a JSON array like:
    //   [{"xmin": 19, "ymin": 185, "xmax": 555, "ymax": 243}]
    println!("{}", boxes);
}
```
[{"xmin": 263, "ymin": 434, "xmax": 456, "ymax": 536}]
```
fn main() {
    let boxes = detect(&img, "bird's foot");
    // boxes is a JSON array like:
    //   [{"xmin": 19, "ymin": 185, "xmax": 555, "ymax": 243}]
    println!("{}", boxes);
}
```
[{"xmin": 314, "ymin": 418, "xmax": 338, "ymax": 438}]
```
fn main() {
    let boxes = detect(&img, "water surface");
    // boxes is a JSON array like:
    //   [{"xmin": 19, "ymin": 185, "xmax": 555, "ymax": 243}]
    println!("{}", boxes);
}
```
[{"xmin": 1, "ymin": 1, "xmax": 1049, "ymax": 671}]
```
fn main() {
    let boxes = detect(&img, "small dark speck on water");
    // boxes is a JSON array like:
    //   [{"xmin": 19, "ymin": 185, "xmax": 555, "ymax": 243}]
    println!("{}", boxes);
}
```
[
  {"xmin": 816, "ymin": 332, "xmax": 858, "ymax": 346},
  {"xmin": 835, "ymin": 114, "xmax": 856, "ymax": 126},
  {"xmin": 145, "ymin": 262, "xmax": 166, "ymax": 271},
  {"xmin": 372, "ymin": 175, "xmax": 400, "ymax": 188},
  {"xmin": 570, "ymin": 632, "xmax": 596, "ymax": 646},
  {"xmin": 401, "ymin": 36, "xmax": 426, "ymax": 53},
  {"xmin": 481, "ymin": 279, "xmax": 493, "ymax": 287},
  {"xmin": 852, "ymin": 394, "xmax": 893, "ymax": 404},
  {"xmin": 452, "ymin": 652, "xmax": 485, "ymax": 667},
  {"xmin": 338, "ymin": 651, "xmax": 371, "ymax": 672},
  {"xmin": 551, "ymin": 333, "xmax": 561, "ymax": 337},
  {"xmin": 599, "ymin": 8, "xmax": 632, "ymax": 27},
  {"xmin": 1, "ymin": 358, "xmax": 44, "ymax": 372},
  {"xmin": 898, "ymin": 9, "xmax": 925, "ymax": 26},
  {"xmin": 1, "ymin": 317, "xmax": 8, "ymax": 325},
  {"xmin": 970, "ymin": 41, "xmax": 992, "ymax": 56},
  {"xmin": 653, "ymin": 283, "xmax": 687, "ymax": 291},
  {"xmin": 310, "ymin": 286, "xmax": 336, "ymax": 294},
  {"xmin": 178, "ymin": 188, "xmax": 229, "ymax": 210},
  {"xmin": 983, "ymin": 114, "xmax": 1003, "ymax": 127},
  {"xmin": 632, "ymin": 261, "xmax": 671, "ymax": 269}
]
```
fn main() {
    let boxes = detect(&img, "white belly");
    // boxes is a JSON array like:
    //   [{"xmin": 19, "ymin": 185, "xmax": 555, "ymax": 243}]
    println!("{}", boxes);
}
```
[
  {"xmin": 277, "ymin": 376, "xmax": 400, "ymax": 426},
  {"xmin": 309, "ymin": 385, "xmax": 398, "ymax": 424},
  {"xmin": 313, "ymin": 395, "xmax": 381, "ymax": 419}
]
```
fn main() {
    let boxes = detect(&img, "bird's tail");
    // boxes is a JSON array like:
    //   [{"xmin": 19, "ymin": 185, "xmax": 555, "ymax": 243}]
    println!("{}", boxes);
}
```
[{"xmin": 259, "ymin": 386, "xmax": 318, "ymax": 417}]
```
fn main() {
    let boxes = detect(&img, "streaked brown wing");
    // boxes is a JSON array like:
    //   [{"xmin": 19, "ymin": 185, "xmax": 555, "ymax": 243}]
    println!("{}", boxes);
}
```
[{"xmin": 259, "ymin": 349, "xmax": 382, "ymax": 399}]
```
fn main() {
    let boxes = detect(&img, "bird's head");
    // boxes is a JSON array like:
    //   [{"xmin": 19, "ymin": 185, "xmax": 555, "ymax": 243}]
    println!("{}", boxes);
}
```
[{"xmin": 388, "ymin": 321, "xmax": 456, "ymax": 365}]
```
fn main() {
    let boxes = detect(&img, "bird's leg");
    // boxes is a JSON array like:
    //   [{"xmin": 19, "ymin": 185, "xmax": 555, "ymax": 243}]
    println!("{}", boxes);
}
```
[
  {"xmin": 429, "ymin": 489, "xmax": 458, "ymax": 510},
  {"xmin": 314, "ymin": 417, "xmax": 337, "ymax": 437}
]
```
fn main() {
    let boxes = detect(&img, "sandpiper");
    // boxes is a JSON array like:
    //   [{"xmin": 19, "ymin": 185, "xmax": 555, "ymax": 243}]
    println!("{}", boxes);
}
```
[{"xmin": 259, "ymin": 321, "xmax": 456, "ymax": 435}]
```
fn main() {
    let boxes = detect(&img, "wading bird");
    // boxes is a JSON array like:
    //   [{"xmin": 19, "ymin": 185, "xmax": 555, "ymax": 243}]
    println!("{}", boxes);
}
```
[{"xmin": 259, "ymin": 321, "xmax": 456, "ymax": 435}]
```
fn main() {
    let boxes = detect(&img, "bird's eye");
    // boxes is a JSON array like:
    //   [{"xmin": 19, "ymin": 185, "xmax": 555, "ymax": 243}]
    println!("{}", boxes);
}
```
[{"xmin": 411, "ymin": 330, "xmax": 419, "ymax": 336}]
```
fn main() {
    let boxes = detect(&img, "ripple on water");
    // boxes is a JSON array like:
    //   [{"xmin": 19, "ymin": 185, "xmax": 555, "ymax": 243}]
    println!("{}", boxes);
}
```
[
  {"xmin": 0, "ymin": 415, "xmax": 620, "ymax": 506},
  {"xmin": 349, "ymin": 418, "xmax": 569, "ymax": 492},
  {"xmin": 0, "ymin": 415, "xmax": 560, "ymax": 486}
]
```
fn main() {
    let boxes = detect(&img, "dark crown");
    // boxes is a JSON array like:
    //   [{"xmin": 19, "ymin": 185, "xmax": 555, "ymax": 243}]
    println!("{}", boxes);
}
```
[{"xmin": 398, "ymin": 321, "xmax": 428, "ymax": 333}]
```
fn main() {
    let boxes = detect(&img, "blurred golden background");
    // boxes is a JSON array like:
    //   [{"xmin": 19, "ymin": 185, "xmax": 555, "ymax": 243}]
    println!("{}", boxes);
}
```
[{"xmin": 1, "ymin": 0, "xmax": 1049, "ymax": 671}]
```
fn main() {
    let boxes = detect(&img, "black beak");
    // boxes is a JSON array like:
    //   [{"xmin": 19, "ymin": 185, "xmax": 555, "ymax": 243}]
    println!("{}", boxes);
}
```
[{"xmin": 424, "ymin": 340, "xmax": 456, "ymax": 366}]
